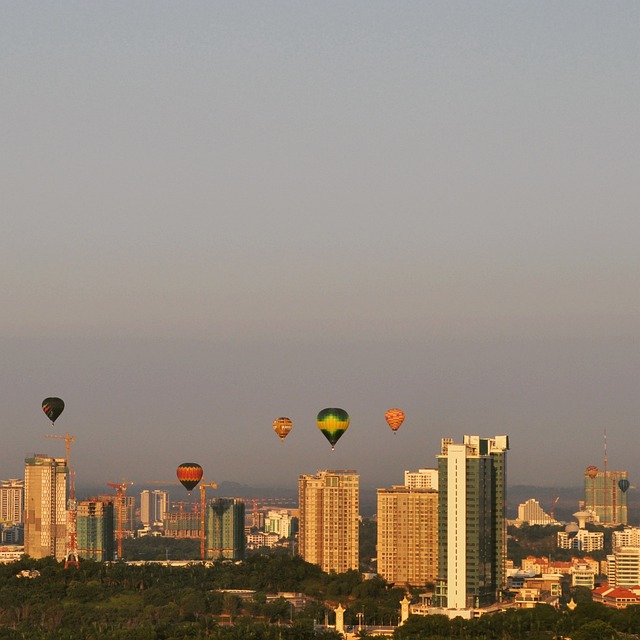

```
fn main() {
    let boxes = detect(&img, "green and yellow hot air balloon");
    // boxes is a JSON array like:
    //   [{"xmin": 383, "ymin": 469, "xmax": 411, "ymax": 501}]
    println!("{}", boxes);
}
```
[{"xmin": 317, "ymin": 408, "xmax": 350, "ymax": 450}]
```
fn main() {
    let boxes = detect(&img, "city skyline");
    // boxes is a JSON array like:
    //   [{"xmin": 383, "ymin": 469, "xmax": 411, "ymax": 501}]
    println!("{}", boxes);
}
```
[{"xmin": 3, "ymin": 2, "xmax": 639, "ymax": 492}]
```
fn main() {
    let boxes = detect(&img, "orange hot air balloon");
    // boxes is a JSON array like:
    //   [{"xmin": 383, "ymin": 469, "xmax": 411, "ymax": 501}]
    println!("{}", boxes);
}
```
[
  {"xmin": 176, "ymin": 463, "xmax": 203, "ymax": 493},
  {"xmin": 585, "ymin": 465, "xmax": 599, "ymax": 479},
  {"xmin": 385, "ymin": 408, "xmax": 405, "ymax": 433},
  {"xmin": 273, "ymin": 417, "xmax": 293, "ymax": 442}
]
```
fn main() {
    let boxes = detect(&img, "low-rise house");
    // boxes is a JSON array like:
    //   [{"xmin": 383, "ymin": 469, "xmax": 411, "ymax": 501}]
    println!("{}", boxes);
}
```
[{"xmin": 592, "ymin": 585, "xmax": 640, "ymax": 609}]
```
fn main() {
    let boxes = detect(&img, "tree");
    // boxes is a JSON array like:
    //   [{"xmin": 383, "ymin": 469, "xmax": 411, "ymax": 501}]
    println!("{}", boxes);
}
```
[{"xmin": 573, "ymin": 619, "xmax": 618, "ymax": 640}]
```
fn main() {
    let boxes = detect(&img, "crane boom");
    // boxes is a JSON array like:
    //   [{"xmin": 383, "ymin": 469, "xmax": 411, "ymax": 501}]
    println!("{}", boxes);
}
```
[{"xmin": 107, "ymin": 482, "xmax": 133, "ymax": 560}]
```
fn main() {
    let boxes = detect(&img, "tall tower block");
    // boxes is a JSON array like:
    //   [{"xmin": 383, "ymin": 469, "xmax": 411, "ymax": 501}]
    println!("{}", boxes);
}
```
[
  {"xmin": 24, "ymin": 455, "xmax": 68, "ymax": 560},
  {"xmin": 435, "ymin": 435, "xmax": 509, "ymax": 610},
  {"xmin": 298, "ymin": 470, "xmax": 359, "ymax": 574}
]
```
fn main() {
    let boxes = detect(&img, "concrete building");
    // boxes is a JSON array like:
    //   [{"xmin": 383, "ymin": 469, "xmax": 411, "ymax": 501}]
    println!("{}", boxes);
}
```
[
  {"xmin": 206, "ymin": 498, "xmax": 245, "ymax": 560},
  {"xmin": 264, "ymin": 509, "xmax": 297, "ymax": 539},
  {"xmin": 607, "ymin": 546, "xmax": 640, "ymax": 587},
  {"xmin": 298, "ymin": 470, "xmax": 359, "ymax": 574},
  {"xmin": 0, "ymin": 479, "xmax": 24, "ymax": 525},
  {"xmin": 593, "ymin": 585, "xmax": 640, "ymax": 609},
  {"xmin": 613, "ymin": 527, "xmax": 640, "ymax": 549},
  {"xmin": 571, "ymin": 562, "xmax": 596, "ymax": 589},
  {"xmin": 377, "ymin": 485, "xmax": 438, "ymax": 586},
  {"xmin": 557, "ymin": 529, "xmax": 603, "ymax": 552},
  {"xmin": 24, "ymin": 455, "xmax": 68, "ymax": 561},
  {"xmin": 434, "ymin": 435, "xmax": 509, "ymax": 610},
  {"xmin": 516, "ymin": 498, "xmax": 557, "ymax": 526},
  {"xmin": 246, "ymin": 531, "xmax": 280, "ymax": 549},
  {"xmin": 404, "ymin": 468, "xmax": 438, "ymax": 490},
  {"xmin": 140, "ymin": 490, "xmax": 169, "ymax": 528},
  {"xmin": 164, "ymin": 510, "xmax": 200, "ymax": 538},
  {"xmin": 77, "ymin": 499, "xmax": 114, "ymax": 562},
  {"xmin": 584, "ymin": 468, "xmax": 628, "ymax": 525}
]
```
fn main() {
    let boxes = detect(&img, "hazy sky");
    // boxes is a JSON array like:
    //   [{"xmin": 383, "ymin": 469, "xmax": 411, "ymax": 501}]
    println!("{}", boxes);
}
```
[{"xmin": 2, "ymin": 2, "xmax": 639, "ymax": 498}]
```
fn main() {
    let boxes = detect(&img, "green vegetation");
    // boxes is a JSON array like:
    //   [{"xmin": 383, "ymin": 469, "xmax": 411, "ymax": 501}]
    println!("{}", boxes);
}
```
[
  {"xmin": 0, "ymin": 554, "xmax": 402, "ymax": 639},
  {"xmin": 1, "ymin": 520, "xmax": 634, "ymax": 639}
]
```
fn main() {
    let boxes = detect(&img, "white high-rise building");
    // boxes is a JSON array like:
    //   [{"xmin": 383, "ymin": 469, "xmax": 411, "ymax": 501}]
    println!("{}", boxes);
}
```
[
  {"xmin": 613, "ymin": 527, "xmax": 640, "ymax": 549},
  {"xmin": 435, "ymin": 435, "xmax": 509, "ymax": 610},
  {"xmin": 404, "ymin": 469, "xmax": 438, "ymax": 490},
  {"xmin": 298, "ymin": 470, "xmax": 359, "ymax": 574},
  {"xmin": 24, "ymin": 455, "xmax": 68, "ymax": 561},
  {"xmin": 0, "ymin": 479, "xmax": 24, "ymax": 525},
  {"xmin": 140, "ymin": 490, "xmax": 169, "ymax": 527},
  {"xmin": 607, "ymin": 547, "xmax": 640, "ymax": 587},
  {"xmin": 517, "ymin": 498, "xmax": 557, "ymax": 525},
  {"xmin": 265, "ymin": 509, "xmax": 296, "ymax": 539}
]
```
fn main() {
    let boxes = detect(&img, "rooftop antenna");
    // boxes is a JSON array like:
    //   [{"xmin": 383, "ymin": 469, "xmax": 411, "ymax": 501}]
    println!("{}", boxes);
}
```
[{"xmin": 604, "ymin": 429, "xmax": 608, "ymax": 524}]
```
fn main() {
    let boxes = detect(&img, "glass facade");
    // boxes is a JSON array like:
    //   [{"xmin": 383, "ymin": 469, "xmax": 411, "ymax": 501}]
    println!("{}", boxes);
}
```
[{"xmin": 436, "ymin": 435, "xmax": 508, "ymax": 609}]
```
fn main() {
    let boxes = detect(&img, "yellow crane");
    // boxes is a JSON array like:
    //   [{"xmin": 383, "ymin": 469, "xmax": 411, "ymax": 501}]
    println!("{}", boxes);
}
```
[
  {"xmin": 43, "ymin": 432, "xmax": 78, "ymax": 569},
  {"xmin": 107, "ymin": 481, "xmax": 133, "ymax": 560}
]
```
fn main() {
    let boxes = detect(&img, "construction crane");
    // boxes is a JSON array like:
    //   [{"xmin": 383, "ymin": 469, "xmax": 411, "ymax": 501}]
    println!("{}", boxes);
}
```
[
  {"xmin": 199, "ymin": 481, "xmax": 218, "ymax": 560},
  {"xmin": 43, "ymin": 432, "xmax": 78, "ymax": 569},
  {"xmin": 107, "ymin": 481, "xmax": 133, "ymax": 560}
]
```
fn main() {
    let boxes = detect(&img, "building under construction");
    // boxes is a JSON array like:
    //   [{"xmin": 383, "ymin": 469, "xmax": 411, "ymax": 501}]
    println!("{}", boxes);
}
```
[{"xmin": 77, "ymin": 499, "xmax": 114, "ymax": 561}]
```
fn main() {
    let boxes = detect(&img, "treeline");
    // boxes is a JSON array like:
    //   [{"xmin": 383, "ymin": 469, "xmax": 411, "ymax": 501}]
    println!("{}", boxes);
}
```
[
  {"xmin": 2, "ymin": 554, "xmax": 639, "ymax": 639},
  {"xmin": 0, "ymin": 555, "xmax": 402, "ymax": 639},
  {"xmin": 394, "ymin": 602, "xmax": 640, "ymax": 639}
]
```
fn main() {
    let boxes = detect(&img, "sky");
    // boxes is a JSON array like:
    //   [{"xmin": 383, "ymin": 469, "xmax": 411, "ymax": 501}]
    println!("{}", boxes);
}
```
[{"xmin": 2, "ymin": 2, "xmax": 639, "ymax": 499}]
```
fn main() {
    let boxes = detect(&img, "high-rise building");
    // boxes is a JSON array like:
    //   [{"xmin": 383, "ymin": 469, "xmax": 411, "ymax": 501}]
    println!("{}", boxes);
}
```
[
  {"xmin": 607, "ymin": 546, "xmax": 640, "ymax": 587},
  {"xmin": 404, "ymin": 469, "xmax": 438, "ymax": 490},
  {"xmin": 435, "ymin": 435, "xmax": 509, "ymax": 610},
  {"xmin": 97, "ymin": 494, "xmax": 136, "ymax": 537},
  {"xmin": 298, "ymin": 470, "xmax": 359, "ymax": 574},
  {"xmin": 24, "ymin": 454, "xmax": 68, "ymax": 561},
  {"xmin": 77, "ymin": 499, "xmax": 115, "ymax": 562},
  {"xmin": 613, "ymin": 527, "xmax": 640, "ymax": 549},
  {"xmin": 0, "ymin": 479, "xmax": 24, "ymax": 525},
  {"xmin": 584, "ymin": 468, "xmax": 628, "ymax": 525},
  {"xmin": 140, "ymin": 490, "xmax": 169, "ymax": 528},
  {"xmin": 517, "ymin": 498, "xmax": 557, "ymax": 526},
  {"xmin": 377, "ymin": 485, "xmax": 438, "ymax": 586},
  {"xmin": 205, "ymin": 498, "xmax": 245, "ymax": 560}
]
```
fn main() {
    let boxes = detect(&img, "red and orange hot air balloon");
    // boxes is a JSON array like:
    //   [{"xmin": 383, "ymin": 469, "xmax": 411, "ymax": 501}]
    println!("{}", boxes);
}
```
[
  {"xmin": 176, "ymin": 463, "xmax": 203, "ymax": 493},
  {"xmin": 273, "ymin": 417, "xmax": 293, "ymax": 442},
  {"xmin": 385, "ymin": 408, "xmax": 405, "ymax": 433},
  {"xmin": 585, "ymin": 465, "xmax": 599, "ymax": 480}
]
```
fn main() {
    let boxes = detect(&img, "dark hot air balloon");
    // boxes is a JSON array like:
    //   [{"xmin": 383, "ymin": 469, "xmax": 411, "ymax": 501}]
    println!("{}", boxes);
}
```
[
  {"xmin": 273, "ymin": 417, "xmax": 293, "ymax": 442},
  {"xmin": 317, "ymin": 408, "xmax": 350, "ymax": 450},
  {"xmin": 619, "ymin": 479, "xmax": 630, "ymax": 493},
  {"xmin": 385, "ymin": 408, "xmax": 405, "ymax": 433},
  {"xmin": 176, "ymin": 463, "xmax": 203, "ymax": 493},
  {"xmin": 42, "ymin": 397, "xmax": 65, "ymax": 424}
]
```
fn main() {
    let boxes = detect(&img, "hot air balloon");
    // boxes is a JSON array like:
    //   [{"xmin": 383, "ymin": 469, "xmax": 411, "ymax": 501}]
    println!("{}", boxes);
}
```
[
  {"xmin": 619, "ymin": 479, "xmax": 630, "ymax": 493},
  {"xmin": 317, "ymin": 408, "xmax": 350, "ymax": 450},
  {"xmin": 176, "ymin": 463, "xmax": 203, "ymax": 493},
  {"xmin": 385, "ymin": 408, "xmax": 405, "ymax": 433},
  {"xmin": 42, "ymin": 397, "xmax": 65, "ymax": 425},
  {"xmin": 585, "ymin": 465, "xmax": 599, "ymax": 480},
  {"xmin": 273, "ymin": 417, "xmax": 293, "ymax": 442}
]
